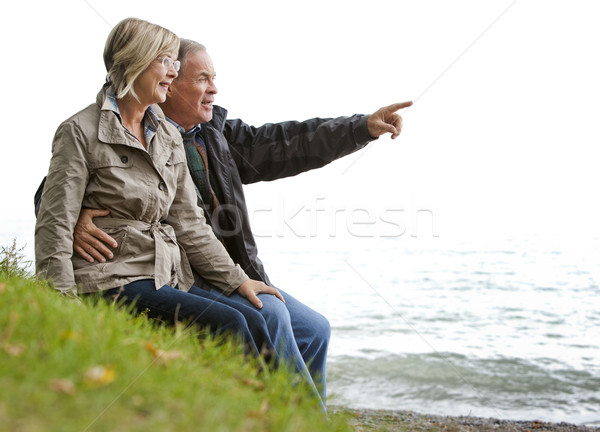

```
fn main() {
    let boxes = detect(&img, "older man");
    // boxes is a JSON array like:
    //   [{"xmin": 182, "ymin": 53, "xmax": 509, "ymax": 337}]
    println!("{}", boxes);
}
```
[{"xmin": 36, "ymin": 38, "xmax": 411, "ymax": 408}]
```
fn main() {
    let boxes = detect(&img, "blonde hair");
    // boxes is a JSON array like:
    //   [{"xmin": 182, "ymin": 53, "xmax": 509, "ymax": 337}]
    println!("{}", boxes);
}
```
[{"xmin": 103, "ymin": 17, "xmax": 180, "ymax": 101}]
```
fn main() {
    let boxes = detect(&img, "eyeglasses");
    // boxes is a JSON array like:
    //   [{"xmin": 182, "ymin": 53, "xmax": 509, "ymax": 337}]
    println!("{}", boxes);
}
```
[{"xmin": 156, "ymin": 57, "xmax": 181, "ymax": 72}]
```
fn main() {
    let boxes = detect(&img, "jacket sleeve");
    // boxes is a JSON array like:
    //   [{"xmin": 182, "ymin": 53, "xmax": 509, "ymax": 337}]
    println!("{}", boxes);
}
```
[
  {"xmin": 164, "ymin": 150, "xmax": 249, "ymax": 295},
  {"xmin": 35, "ymin": 122, "xmax": 89, "ymax": 295},
  {"xmin": 223, "ymin": 114, "xmax": 375, "ymax": 184}
]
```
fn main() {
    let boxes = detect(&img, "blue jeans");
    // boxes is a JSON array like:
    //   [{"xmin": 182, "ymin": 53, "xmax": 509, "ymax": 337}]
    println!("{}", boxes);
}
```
[
  {"xmin": 104, "ymin": 280, "xmax": 330, "ymax": 409},
  {"xmin": 195, "ymin": 286, "xmax": 330, "ymax": 407},
  {"xmin": 102, "ymin": 280, "xmax": 267, "ymax": 355}
]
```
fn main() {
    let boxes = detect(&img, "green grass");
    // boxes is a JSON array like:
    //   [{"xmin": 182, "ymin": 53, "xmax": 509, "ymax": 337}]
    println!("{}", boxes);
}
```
[
  {"xmin": 0, "ymin": 243, "xmax": 353, "ymax": 432},
  {"xmin": 0, "ymin": 239, "xmax": 32, "ymax": 279}
]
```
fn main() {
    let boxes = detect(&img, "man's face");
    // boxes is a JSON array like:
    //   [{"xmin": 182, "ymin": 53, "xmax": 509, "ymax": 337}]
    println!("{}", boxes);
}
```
[{"xmin": 167, "ymin": 49, "xmax": 217, "ymax": 129}]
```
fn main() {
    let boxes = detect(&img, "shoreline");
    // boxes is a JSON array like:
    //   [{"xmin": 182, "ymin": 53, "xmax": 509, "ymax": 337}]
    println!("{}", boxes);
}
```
[{"xmin": 330, "ymin": 407, "xmax": 600, "ymax": 432}]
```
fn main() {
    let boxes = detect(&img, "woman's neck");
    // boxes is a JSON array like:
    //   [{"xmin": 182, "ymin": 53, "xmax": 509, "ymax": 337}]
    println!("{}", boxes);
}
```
[
  {"xmin": 117, "ymin": 96, "xmax": 147, "ymax": 127},
  {"xmin": 116, "ymin": 96, "xmax": 149, "ymax": 147}
]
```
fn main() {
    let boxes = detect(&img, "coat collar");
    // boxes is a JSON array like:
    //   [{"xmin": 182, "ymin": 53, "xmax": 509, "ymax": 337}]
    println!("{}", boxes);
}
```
[
  {"xmin": 95, "ymin": 86, "xmax": 170, "ymax": 149},
  {"xmin": 207, "ymin": 105, "xmax": 228, "ymax": 133}
]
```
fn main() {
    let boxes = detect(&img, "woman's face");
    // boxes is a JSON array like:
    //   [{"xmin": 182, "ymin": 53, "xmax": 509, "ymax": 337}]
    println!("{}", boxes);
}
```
[{"xmin": 133, "ymin": 52, "xmax": 179, "ymax": 106}]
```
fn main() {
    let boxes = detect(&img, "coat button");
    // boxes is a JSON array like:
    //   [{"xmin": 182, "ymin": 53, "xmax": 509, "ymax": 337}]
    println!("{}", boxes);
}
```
[
  {"xmin": 120, "ymin": 156, "xmax": 128, "ymax": 163},
  {"xmin": 158, "ymin": 181, "xmax": 167, "ymax": 191}
]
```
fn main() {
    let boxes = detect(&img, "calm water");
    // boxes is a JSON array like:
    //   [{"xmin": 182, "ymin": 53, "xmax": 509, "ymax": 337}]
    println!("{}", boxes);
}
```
[{"xmin": 257, "ymin": 235, "xmax": 600, "ymax": 426}]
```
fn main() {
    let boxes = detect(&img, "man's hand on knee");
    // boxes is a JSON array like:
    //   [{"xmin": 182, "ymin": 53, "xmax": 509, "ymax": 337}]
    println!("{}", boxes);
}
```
[{"xmin": 73, "ymin": 208, "xmax": 118, "ymax": 263}]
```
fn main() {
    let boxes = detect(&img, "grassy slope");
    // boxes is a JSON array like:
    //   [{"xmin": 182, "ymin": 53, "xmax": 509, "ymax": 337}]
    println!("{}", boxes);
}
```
[{"xmin": 0, "ymin": 274, "xmax": 352, "ymax": 432}]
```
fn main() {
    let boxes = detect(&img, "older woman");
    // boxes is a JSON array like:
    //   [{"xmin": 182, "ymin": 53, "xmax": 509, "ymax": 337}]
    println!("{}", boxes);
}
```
[{"xmin": 35, "ymin": 18, "xmax": 282, "ymax": 350}]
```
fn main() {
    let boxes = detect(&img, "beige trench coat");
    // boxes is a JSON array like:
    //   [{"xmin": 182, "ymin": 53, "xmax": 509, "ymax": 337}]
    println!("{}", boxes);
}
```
[{"xmin": 35, "ymin": 87, "xmax": 248, "ymax": 295}]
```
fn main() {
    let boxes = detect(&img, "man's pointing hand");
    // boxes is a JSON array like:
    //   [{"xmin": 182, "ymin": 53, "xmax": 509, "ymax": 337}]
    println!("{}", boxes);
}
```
[{"xmin": 367, "ymin": 101, "xmax": 413, "ymax": 139}]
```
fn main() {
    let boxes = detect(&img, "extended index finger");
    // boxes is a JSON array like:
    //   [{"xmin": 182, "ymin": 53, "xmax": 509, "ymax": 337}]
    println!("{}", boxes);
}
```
[
  {"xmin": 384, "ymin": 101, "xmax": 413, "ymax": 113},
  {"xmin": 262, "ymin": 285, "xmax": 286, "ymax": 303},
  {"xmin": 273, "ymin": 289, "xmax": 285, "ymax": 303}
]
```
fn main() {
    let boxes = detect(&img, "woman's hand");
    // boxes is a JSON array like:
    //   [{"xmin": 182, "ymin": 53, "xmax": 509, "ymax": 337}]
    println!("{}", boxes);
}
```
[{"xmin": 237, "ymin": 279, "xmax": 285, "ymax": 309}]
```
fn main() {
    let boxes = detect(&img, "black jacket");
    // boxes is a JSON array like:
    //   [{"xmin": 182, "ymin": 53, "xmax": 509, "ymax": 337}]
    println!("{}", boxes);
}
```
[
  {"xmin": 201, "ymin": 106, "xmax": 374, "ymax": 285},
  {"xmin": 35, "ymin": 105, "xmax": 375, "ymax": 287}
]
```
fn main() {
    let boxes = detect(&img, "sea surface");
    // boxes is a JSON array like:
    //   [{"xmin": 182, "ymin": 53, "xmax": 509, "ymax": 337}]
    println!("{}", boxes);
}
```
[{"xmin": 256, "ymin": 234, "xmax": 600, "ymax": 426}]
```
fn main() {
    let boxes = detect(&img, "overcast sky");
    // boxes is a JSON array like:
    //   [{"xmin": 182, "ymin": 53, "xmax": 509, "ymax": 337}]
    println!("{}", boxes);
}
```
[{"xmin": 2, "ymin": 0, "xmax": 599, "ymax": 261}]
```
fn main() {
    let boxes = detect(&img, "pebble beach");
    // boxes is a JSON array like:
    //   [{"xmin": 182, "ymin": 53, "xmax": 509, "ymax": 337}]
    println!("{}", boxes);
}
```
[{"xmin": 331, "ymin": 407, "xmax": 600, "ymax": 432}]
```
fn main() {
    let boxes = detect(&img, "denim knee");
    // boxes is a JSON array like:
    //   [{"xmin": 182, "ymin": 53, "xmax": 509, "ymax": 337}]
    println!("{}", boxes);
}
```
[
  {"xmin": 259, "ymin": 294, "xmax": 293, "ymax": 327},
  {"xmin": 313, "ymin": 313, "xmax": 331, "ymax": 343}
]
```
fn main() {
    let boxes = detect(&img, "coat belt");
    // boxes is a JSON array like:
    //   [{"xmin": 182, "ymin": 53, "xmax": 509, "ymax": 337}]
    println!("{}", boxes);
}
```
[{"xmin": 95, "ymin": 217, "xmax": 194, "ymax": 291}]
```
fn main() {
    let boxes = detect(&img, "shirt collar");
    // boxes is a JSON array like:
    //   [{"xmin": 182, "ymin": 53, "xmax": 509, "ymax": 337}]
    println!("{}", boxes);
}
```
[
  {"xmin": 165, "ymin": 116, "xmax": 202, "ymax": 137},
  {"xmin": 104, "ymin": 87, "xmax": 161, "ymax": 130},
  {"xmin": 105, "ymin": 87, "xmax": 120, "ymax": 114}
]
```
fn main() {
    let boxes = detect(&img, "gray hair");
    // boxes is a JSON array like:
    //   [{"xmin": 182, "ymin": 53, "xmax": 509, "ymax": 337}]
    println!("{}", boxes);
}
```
[{"xmin": 176, "ymin": 39, "xmax": 207, "ymax": 79}]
